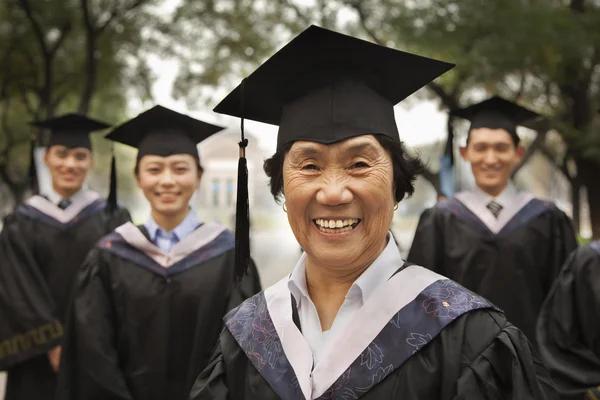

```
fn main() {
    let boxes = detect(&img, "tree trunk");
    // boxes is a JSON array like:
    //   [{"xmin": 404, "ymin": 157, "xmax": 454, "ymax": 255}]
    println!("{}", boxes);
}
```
[
  {"xmin": 421, "ymin": 169, "xmax": 442, "ymax": 198},
  {"xmin": 571, "ymin": 178, "xmax": 581, "ymax": 235},
  {"xmin": 577, "ymin": 158, "xmax": 600, "ymax": 239},
  {"xmin": 78, "ymin": 0, "xmax": 97, "ymax": 114}
]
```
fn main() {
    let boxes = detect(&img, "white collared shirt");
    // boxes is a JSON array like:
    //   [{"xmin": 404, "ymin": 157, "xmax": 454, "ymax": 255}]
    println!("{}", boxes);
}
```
[
  {"xmin": 473, "ymin": 182, "xmax": 517, "ymax": 217},
  {"xmin": 44, "ymin": 187, "xmax": 87, "ymax": 206},
  {"xmin": 454, "ymin": 182, "xmax": 534, "ymax": 233},
  {"xmin": 287, "ymin": 233, "xmax": 403, "ymax": 365}
]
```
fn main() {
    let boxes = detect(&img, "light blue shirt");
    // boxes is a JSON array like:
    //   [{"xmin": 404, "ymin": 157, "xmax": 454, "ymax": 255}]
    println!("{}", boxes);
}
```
[
  {"xmin": 288, "ymin": 232, "xmax": 402, "ymax": 365},
  {"xmin": 144, "ymin": 209, "xmax": 200, "ymax": 252}
]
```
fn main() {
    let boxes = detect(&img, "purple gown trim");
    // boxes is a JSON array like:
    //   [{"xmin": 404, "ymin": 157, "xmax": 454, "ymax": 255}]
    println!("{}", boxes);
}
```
[
  {"xmin": 438, "ymin": 197, "xmax": 551, "ymax": 237},
  {"xmin": 225, "ymin": 278, "xmax": 498, "ymax": 400},
  {"xmin": 16, "ymin": 199, "xmax": 107, "ymax": 230},
  {"xmin": 97, "ymin": 228, "xmax": 234, "ymax": 278},
  {"xmin": 590, "ymin": 241, "xmax": 600, "ymax": 256}
]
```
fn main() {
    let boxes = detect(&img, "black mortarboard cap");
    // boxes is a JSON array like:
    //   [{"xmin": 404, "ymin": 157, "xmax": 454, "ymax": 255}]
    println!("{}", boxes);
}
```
[
  {"xmin": 30, "ymin": 113, "xmax": 110, "ymax": 149},
  {"xmin": 104, "ymin": 105, "xmax": 225, "ymax": 213},
  {"xmin": 105, "ymin": 105, "xmax": 225, "ymax": 160},
  {"xmin": 452, "ymin": 96, "xmax": 541, "ymax": 146},
  {"xmin": 213, "ymin": 25, "xmax": 455, "ymax": 284},
  {"xmin": 214, "ymin": 25, "xmax": 455, "ymax": 151}
]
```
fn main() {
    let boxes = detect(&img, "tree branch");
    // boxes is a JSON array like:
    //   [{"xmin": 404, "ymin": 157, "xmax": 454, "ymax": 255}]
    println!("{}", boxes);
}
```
[
  {"xmin": 18, "ymin": 0, "xmax": 48, "ymax": 56},
  {"xmin": 511, "ymin": 129, "xmax": 548, "ymax": 177},
  {"xmin": 0, "ymin": 96, "xmax": 14, "ymax": 154},
  {"xmin": 539, "ymin": 144, "xmax": 572, "ymax": 182},
  {"xmin": 97, "ymin": 0, "xmax": 150, "ymax": 34},
  {"xmin": 278, "ymin": 0, "xmax": 311, "ymax": 26},
  {"xmin": 18, "ymin": 85, "xmax": 38, "ymax": 118},
  {"xmin": 347, "ymin": 1, "xmax": 384, "ymax": 45},
  {"xmin": 427, "ymin": 81, "xmax": 459, "ymax": 109},
  {"xmin": 79, "ymin": 0, "xmax": 97, "ymax": 114},
  {"xmin": 48, "ymin": 21, "xmax": 73, "ymax": 56}
]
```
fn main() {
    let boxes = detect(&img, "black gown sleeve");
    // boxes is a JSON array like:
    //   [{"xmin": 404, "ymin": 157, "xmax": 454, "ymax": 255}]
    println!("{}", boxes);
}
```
[
  {"xmin": 0, "ymin": 214, "xmax": 62, "ymax": 370},
  {"xmin": 536, "ymin": 244, "xmax": 600, "ymax": 398},
  {"xmin": 407, "ymin": 207, "xmax": 445, "ymax": 275},
  {"xmin": 56, "ymin": 249, "xmax": 134, "ymax": 400},
  {"xmin": 456, "ymin": 312, "xmax": 557, "ymax": 399},
  {"xmin": 188, "ymin": 327, "xmax": 250, "ymax": 400},
  {"xmin": 541, "ymin": 208, "xmax": 578, "ymax": 297}
]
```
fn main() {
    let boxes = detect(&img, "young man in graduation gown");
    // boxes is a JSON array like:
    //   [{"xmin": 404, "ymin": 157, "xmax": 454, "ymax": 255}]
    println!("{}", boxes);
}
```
[
  {"xmin": 407, "ymin": 97, "xmax": 578, "ymax": 349},
  {"xmin": 56, "ymin": 105, "xmax": 262, "ymax": 400},
  {"xmin": 188, "ymin": 26, "xmax": 557, "ymax": 400},
  {"xmin": 537, "ymin": 241, "xmax": 600, "ymax": 400},
  {"xmin": 0, "ymin": 114, "xmax": 131, "ymax": 400}
]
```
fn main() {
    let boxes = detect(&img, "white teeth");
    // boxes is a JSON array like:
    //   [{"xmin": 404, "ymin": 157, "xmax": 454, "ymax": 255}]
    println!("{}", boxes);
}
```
[{"xmin": 314, "ymin": 218, "xmax": 360, "ymax": 229}]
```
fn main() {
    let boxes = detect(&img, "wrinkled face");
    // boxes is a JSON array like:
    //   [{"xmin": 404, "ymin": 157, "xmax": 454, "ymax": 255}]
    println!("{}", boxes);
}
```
[
  {"xmin": 283, "ymin": 135, "xmax": 395, "ymax": 270},
  {"xmin": 460, "ymin": 128, "xmax": 524, "ymax": 196},
  {"xmin": 44, "ymin": 146, "xmax": 93, "ymax": 194},
  {"xmin": 136, "ymin": 154, "xmax": 201, "ymax": 217}
]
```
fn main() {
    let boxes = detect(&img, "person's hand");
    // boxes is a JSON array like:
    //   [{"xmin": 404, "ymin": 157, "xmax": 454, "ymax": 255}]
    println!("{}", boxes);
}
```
[{"xmin": 47, "ymin": 345, "xmax": 62, "ymax": 372}]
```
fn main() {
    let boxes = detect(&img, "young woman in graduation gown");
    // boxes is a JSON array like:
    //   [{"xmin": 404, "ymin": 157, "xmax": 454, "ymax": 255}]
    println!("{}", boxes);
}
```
[
  {"xmin": 0, "ymin": 114, "xmax": 131, "ymax": 400},
  {"xmin": 56, "ymin": 106, "xmax": 262, "ymax": 400},
  {"xmin": 188, "ymin": 26, "xmax": 557, "ymax": 400},
  {"xmin": 536, "ymin": 241, "xmax": 600, "ymax": 400},
  {"xmin": 407, "ymin": 97, "xmax": 577, "ymax": 350}
]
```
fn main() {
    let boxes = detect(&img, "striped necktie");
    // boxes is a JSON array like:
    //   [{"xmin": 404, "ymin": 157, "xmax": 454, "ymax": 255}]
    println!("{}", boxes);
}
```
[
  {"xmin": 486, "ymin": 200, "xmax": 503, "ymax": 219},
  {"xmin": 58, "ymin": 199, "xmax": 72, "ymax": 210}
]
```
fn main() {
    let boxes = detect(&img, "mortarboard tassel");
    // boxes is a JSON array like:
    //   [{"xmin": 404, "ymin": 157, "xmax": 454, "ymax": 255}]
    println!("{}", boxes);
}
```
[
  {"xmin": 28, "ymin": 135, "xmax": 39, "ymax": 196},
  {"xmin": 234, "ymin": 79, "xmax": 250, "ymax": 284},
  {"xmin": 106, "ymin": 145, "xmax": 117, "ymax": 213}
]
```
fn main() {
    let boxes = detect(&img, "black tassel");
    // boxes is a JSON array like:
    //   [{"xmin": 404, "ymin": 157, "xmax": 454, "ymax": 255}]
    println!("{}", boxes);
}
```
[
  {"xmin": 106, "ymin": 145, "xmax": 117, "ymax": 213},
  {"xmin": 234, "ymin": 79, "xmax": 250, "ymax": 284},
  {"xmin": 28, "ymin": 136, "xmax": 39, "ymax": 196}
]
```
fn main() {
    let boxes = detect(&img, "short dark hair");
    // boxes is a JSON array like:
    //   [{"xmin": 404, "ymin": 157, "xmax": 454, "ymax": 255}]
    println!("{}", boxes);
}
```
[
  {"xmin": 263, "ymin": 134, "xmax": 424, "ymax": 204},
  {"xmin": 134, "ymin": 158, "xmax": 204, "ymax": 176}
]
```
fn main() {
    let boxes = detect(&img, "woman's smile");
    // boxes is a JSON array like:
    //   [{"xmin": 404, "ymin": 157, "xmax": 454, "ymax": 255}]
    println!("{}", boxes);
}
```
[{"xmin": 313, "ymin": 218, "xmax": 361, "ymax": 234}]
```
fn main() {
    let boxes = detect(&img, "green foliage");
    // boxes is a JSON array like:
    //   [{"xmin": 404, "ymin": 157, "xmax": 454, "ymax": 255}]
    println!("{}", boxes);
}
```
[
  {"xmin": 0, "ymin": 0, "xmax": 161, "ymax": 201},
  {"xmin": 167, "ymin": 0, "xmax": 348, "ymax": 106}
]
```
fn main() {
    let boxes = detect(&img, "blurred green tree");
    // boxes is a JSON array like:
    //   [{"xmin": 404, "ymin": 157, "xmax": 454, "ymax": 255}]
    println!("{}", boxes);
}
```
[{"xmin": 0, "ymin": 0, "xmax": 159, "ymax": 213}]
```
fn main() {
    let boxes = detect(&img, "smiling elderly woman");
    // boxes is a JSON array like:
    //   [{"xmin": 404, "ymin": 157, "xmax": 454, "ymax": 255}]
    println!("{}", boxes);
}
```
[{"xmin": 189, "ymin": 26, "xmax": 557, "ymax": 400}]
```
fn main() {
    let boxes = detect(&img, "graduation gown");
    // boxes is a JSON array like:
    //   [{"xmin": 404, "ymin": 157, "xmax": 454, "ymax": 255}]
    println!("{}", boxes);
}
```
[
  {"xmin": 407, "ymin": 195, "xmax": 577, "ymax": 349},
  {"xmin": 189, "ymin": 265, "xmax": 557, "ymax": 399},
  {"xmin": 56, "ymin": 221, "xmax": 262, "ymax": 400},
  {"xmin": 536, "ymin": 241, "xmax": 600, "ymax": 400},
  {"xmin": 0, "ymin": 191, "xmax": 131, "ymax": 400}
]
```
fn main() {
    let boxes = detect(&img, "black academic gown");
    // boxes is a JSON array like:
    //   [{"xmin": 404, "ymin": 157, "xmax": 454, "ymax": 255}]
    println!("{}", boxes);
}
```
[
  {"xmin": 56, "ymin": 221, "xmax": 262, "ymax": 400},
  {"xmin": 407, "ymin": 196, "xmax": 577, "ymax": 349},
  {"xmin": 189, "ymin": 265, "xmax": 557, "ymax": 400},
  {"xmin": 0, "ymin": 194, "xmax": 130, "ymax": 400},
  {"xmin": 536, "ymin": 241, "xmax": 600, "ymax": 400}
]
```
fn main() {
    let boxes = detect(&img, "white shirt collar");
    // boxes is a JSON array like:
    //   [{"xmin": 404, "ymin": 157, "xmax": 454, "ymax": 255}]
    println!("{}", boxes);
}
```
[
  {"xmin": 472, "ymin": 182, "xmax": 518, "ymax": 208},
  {"xmin": 44, "ymin": 186, "xmax": 87, "ymax": 205},
  {"xmin": 288, "ymin": 232, "xmax": 403, "ymax": 307}
]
